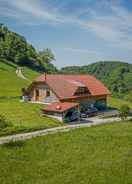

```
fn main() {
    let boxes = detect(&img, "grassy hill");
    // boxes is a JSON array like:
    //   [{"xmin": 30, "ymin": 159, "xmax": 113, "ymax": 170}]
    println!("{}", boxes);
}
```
[
  {"xmin": 0, "ymin": 60, "xmax": 61, "ymax": 136},
  {"xmin": 0, "ymin": 59, "xmax": 38, "ymax": 97},
  {"xmin": 0, "ymin": 121, "xmax": 132, "ymax": 184},
  {"xmin": 61, "ymin": 61, "xmax": 132, "ymax": 100}
]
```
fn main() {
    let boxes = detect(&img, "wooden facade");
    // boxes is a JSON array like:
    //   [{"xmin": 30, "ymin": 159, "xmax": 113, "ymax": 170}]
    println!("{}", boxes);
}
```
[{"xmin": 30, "ymin": 83, "xmax": 59, "ymax": 103}]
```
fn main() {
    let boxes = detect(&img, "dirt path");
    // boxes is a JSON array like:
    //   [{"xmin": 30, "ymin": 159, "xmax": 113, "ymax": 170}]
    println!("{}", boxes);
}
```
[
  {"xmin": 16, "ymin": 67, "xmax": 28, "ymax": 80},
  {"xmin": 0, "ymin": 117, "xmax": 126, "ymax": 145}
]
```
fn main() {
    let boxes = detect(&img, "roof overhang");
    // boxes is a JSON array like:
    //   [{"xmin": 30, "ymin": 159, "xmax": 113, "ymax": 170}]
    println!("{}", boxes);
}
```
[{"xmin": 42, "ymin": 102, "xmax": 79, "ymax": 113}]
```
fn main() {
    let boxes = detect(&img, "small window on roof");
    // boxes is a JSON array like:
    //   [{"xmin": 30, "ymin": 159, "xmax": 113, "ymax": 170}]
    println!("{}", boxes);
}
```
[{"xmin": 74, "ymin": 87, "xmax": 90, "ymax": 96}]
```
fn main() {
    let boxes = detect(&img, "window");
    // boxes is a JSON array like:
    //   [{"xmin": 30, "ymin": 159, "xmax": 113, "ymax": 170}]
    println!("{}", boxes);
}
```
[
  {"xmin": 46, "ymin": 90, "xmax": 50, "ymax": 97},
  {"xmin": 36, "ymin": 89, "xmax": 39, "ymax": 97},
  {"xmin": 74, "ymin": 87, "xmax": 90, "ymax": 95},
  {"xmin": 35, "ymin": 89, "xmax": 39, "ymax": 101}
]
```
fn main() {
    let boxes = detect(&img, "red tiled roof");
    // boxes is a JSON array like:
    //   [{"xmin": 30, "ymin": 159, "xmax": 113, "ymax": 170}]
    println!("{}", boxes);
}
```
[
  {"xmin": 34, "ymin": 74, "xmax": 111, "ymax": 99},
  {"xmin": 43, "ymin": 102, "xmax": 79, "ymax": 113}
]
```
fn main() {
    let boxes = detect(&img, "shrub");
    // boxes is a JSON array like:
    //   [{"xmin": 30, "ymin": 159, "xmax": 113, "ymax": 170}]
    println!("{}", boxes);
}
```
[
  {"xmin": 125, "ymin": 91, "xmax": 132, "ymax": 102},
  {"xmin": 0, "ymin": 114, "xmax": 11, "ymax": 129},
  {"xmin": 119, "ymin": 105, "xmax": 130, "ymax": 120}
]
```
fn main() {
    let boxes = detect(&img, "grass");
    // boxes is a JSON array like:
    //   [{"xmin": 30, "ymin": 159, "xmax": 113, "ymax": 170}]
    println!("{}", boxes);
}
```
[
  {"xmin": 108, "ymin": 97, "xmax": 132, "ymax": 109},
  {"xmin": 0, "ymin": 100, "xmax": 62, "ymax": 136},
  {"xmin": 0, "ymin": 60, "xmax": 61, "ymax": 136},
  {"xmin": 0, "ymin": 121, "xmax": 132, "ymax": 184},
  {"xmin": 0, "ymin": 60, "xmax": 38, "ymax": 97},
  {"xmin": 2, "ymin": 140, "xmax": 26, "ymax": 148}
]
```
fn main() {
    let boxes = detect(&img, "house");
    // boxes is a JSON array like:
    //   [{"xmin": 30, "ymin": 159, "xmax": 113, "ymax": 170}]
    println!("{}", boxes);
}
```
[{"xmin": 24, "ymin": 74, "xmax": 111, "ymax": 122}]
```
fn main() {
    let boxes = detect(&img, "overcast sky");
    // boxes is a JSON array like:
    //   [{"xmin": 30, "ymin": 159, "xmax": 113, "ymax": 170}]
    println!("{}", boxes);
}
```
[{"xmin": 0, "ymin": 0, "xmax": 132, "ymax": 68}]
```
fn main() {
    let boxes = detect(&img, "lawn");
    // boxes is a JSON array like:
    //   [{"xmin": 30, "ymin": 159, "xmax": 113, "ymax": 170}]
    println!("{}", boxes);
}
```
[
  {"xmin": 0, "ymin": 100, "xmax": 62, "ymax": 136},
  {"xmin": 0, "ymin": 121, "xmax": 132, "ymax": 184}
]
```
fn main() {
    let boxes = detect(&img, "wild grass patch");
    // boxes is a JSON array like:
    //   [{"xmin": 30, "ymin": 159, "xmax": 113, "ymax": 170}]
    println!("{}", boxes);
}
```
[
  {"xmin": 2, "ymin": 140, "xmax": 25, "ymax": 149},
  {"xmin": 0, "ymin": 114, "xmax": 12, "ymax": 129}
]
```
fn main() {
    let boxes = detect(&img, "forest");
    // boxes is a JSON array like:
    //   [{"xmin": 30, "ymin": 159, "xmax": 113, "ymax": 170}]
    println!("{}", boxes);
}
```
[{"xmin": 61, "ymin": 62, "xmax": 132, "ymax": 101}]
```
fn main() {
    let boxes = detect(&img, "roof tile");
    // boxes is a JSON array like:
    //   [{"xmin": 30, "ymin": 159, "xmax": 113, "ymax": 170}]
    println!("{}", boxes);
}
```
[{"xmin": 43, "ymin": 102, "xmax": 79, "ymax": 113}]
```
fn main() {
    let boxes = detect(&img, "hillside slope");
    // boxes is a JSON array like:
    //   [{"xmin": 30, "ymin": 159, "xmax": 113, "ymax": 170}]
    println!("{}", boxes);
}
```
[
  {"xmin": 0, "ymin": 59, "xmax": 39, "ymax": 97},
  {"xmin": 61, "ymin": 61, "xmax": 132, "ymax": 100}
]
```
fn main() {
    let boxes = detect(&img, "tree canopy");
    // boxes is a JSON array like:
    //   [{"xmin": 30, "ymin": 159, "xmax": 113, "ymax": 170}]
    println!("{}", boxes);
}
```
[
  {"xmin": 0, "ymin": 24, "xmax": 57, "ymax": 73},
  {"xmin": 61, "ymin": 61, "xmax": 132, "ymax": 100}
]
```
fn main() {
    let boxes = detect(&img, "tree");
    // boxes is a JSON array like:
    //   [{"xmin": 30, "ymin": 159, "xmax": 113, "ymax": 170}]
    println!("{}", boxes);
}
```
[
  {"xmin": 0, "ymin": 24, "xmax": 57, "ymax": 73},
  {"xmin": 38, "ymin": 48, "xmax": 55, "ymax": 64},
  {"xmin": 119, "ymin": 105, "xmax": 130, "ymax": 120},
  {"xmin": 38, "ymin": 48, "xmax": 56, "ymax": 72},
  {"xmin": 15, "ymin": 52, "xmax": 27, "ymax": 65}
]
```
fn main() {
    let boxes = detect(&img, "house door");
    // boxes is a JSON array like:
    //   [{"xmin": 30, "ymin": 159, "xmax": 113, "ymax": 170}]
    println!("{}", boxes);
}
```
[{"xmin": 35, "ymin": 89, "xmax": 39, "ymax": 101}]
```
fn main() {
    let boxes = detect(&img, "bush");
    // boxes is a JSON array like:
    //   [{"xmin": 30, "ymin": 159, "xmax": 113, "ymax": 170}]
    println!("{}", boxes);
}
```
[
  {"xmin": 0, "ymin": 114, "xmax": 11, "ymax": 129},
  {"xmin": 119, "ymin": 105, "xmax": 130, "ymax": 120},
  {"xmin": 125, "ymin": 91, "xmax": 132, "ymax": 102}
]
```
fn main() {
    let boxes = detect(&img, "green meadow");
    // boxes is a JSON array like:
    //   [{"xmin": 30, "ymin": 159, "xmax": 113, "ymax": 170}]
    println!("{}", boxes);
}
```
[
  {"xmin": 108, "ymin": 97, "xmax": 132, "ymax": 109},
  {"xmin": 0, "ymin": 121, "xmax": 132, "ymax": 184}
]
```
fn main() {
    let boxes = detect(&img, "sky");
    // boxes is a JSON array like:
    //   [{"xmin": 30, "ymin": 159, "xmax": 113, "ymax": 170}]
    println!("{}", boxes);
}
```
[{"xmin": 0, "ymin": 0, "xmax": 132, "ymax": 68}]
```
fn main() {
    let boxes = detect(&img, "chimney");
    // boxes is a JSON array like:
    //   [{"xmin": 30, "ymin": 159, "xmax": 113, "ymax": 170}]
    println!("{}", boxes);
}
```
[{"xmin": 44, "ymin": 72, "xmax": 47, "ymax": 81}]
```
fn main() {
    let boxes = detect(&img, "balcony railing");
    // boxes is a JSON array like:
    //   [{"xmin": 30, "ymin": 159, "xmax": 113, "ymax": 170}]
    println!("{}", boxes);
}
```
[{"xmin": 43, "ymin": 96, "xmax": 57, "ymax": 103}]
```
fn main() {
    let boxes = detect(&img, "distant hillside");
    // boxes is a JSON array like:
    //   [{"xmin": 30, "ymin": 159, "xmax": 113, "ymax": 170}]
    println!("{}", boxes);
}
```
[
  {"xmin": 0, "ymin": 24, "xmax": 57, "ymax": 73},
  {"xmin": 61, "ymin": 61, "xmax": 132, "ymax": 101}
]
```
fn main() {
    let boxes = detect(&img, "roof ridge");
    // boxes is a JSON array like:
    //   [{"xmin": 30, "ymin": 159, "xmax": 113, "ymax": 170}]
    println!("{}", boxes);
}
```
[{"xmin": 39, "ymin": 74, "xmax": 92, "ymax": 76}]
